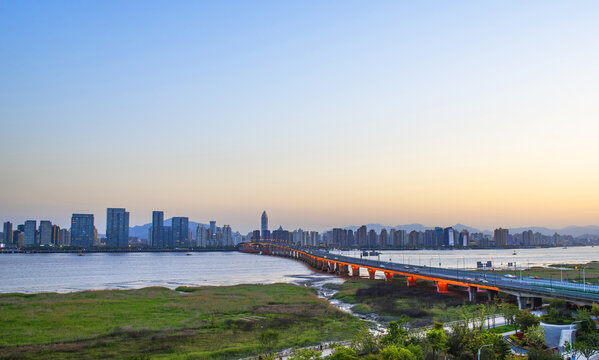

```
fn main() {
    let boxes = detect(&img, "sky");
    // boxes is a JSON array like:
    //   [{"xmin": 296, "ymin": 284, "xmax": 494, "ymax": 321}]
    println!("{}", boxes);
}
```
[{"xmin": 1, "ymin": 1, "xmax": 599, "ymax": 233}]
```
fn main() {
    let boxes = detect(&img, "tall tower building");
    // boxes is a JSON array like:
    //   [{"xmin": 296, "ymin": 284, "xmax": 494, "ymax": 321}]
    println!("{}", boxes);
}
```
[
  {"xmin": 209, "ymin": 221, "xmax": 216, "ymax": 243},
  {"xmin": 51, "ymin": 225, "xmax": 61, "ymax": 246},
  {"xmin": 71, "ymin": 214, "xmax": 94, "ymax": 248},
  {"xmin": 24, "ymin": 220, "xmax": 37, "ymax": 247},
  {"xmin": 151, "ymin": 211, "xmax": 164, "ymax": 247},
  {"xmin": 494, "ymin": 228, "xmax": 509, "ymax": 247},
  {"xmin": 261, "ymin": 211, "xmax": 268, "ymax": 239},
  {"xmin": 39, "ymin": 221, "xmax": 52, "ymax": 246},
  {"xmin": 3, "ymin": 221, "xmax": 12, "ymax": 245},
  {"xmin": 106, "ymin": 208, "xmax": 130, "ymax": 248},
  {"xmin": 172, "ymin": 217, "xmax": 189, "ymax": 247}
]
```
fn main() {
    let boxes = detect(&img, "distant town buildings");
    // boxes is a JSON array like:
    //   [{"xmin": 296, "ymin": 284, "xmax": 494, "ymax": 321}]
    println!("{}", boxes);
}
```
[{"xmin": 1, "ymin": 209, "xmax": 597, "ymax": 250}]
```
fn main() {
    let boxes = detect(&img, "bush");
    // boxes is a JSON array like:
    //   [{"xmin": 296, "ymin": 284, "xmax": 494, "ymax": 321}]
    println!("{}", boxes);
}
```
[
  {"xmin": 329, "ymin": 346, "xmax": 358, "ymax": 360},
  {"xmin": 381, "ymin": 345, "xmax": 417, "ymax": 360}
]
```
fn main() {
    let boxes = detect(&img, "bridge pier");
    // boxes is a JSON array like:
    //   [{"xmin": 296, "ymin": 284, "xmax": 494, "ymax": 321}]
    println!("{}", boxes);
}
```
[
  {"xmin": 368, "ymin": 268, "xmax": 376, "ymax": 279},
  {"xmin": 339, "ymin": 264, "xmax": 349, "ymax": 277},
  {"xmin": 468, "ymin": 286, "xmax": 477, "ymax": 303},
  {"xmin": 329, "ymin": 262, "xmax": 337, "ymax": 274},
  {"xmin": 487, "ymin": 290, "xmax": 498, "ymax": 302},
  {"xmin": 351, "ymin": 266, "xmax": 360, "ymax": 277},
  {"xmin": 406, "ymin": 276, "xmax": 417, "ymax": 287},
  {"xmin": 436, "ymin": 281, "xmax": 448, "ymax": 293},
  {"xmin": 384, "ymin": 271, "xmax": 394, "ymax": 282},
  {"xmin": 517, "ymin": 295, "xmax": 542, "ymax": 310}
]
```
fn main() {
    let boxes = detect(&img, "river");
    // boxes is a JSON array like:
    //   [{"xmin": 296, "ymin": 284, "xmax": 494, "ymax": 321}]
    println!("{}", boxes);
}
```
[{"xmin": 0, "ymin": 246, "xmax": 597, "ymax": 294}]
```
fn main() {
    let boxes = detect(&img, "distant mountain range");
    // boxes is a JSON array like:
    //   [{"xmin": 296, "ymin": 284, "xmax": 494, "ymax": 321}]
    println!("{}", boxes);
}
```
[{"xmin": 338, "ymin": 224, "xmax": 599, "ymax": 238}]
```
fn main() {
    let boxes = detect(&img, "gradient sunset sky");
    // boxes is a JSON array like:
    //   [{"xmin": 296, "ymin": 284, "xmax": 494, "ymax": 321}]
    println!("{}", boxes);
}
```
[{"xmin": 2, "ymin": 1, "xmax": 599, "ymax": 232}]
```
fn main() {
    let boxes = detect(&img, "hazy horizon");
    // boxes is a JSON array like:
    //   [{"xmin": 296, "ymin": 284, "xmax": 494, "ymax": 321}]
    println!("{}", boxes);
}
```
[{"xmin": 2, "ymin": 1, "xmax": 599, "ymax": 233}]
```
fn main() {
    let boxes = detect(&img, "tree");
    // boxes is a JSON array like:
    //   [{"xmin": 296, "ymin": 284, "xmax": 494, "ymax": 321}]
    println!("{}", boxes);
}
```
[
  {"xmin": 572, "ymin": 335, "xmax": 599, "ymax": 360},
  {"xmin": 406, "ymin": 344, "xmax": 424, "ymax": 360},
  {"xmin": 351, "ymin": 326, "xmax": 379, "ymax": 355},
  {"xmin": 527, "ymin": 347, "xmax": 562, "ymax": 360},
  {"xmin": 523, "ymin": 325, "xmax": 545, "ymax": 348},
  {"xmin": 259, "ymin": 329, "xmax": 279, "ymax": 349},
  {"xmin": 568, "ymin": 311, "xmax": 599, "ymax": 360},
  {"xmin": 479, "ymin": 346, "xmax": 496, "ymax": 360},
  {"xmin": 498, "ymin": 303, "xmax": 519, "ymax": 328},
  {"xmin": 381, "ymin": 319, "xmax": 410, "ymax": 347},
  {"xmin": 329, "ymin": 346, "xmax": 358, "ymax": 360},
  {"xmin": 426, "ymin": 327, "xmax": 448, "ymax": 359},
  {"xmin": 515, "ymin": 311, "xmax": 539, "ymax": 332},
  {"xmin": 591, "ymin": 302, "xmax": 599, "ymax": 318},
  {"xmin": 381, "ymin": 345, "xmax": 417, "ymax": 360},
  {"xmin": 289, "ymin": 348, "xmax": 322, "ymax": 360}
]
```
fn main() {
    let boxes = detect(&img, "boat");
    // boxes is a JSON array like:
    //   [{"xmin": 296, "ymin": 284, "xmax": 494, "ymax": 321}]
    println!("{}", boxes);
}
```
[
  {"xmin": 186, "ymin": 252, "xmax": 192, "ymax": 256},
  {"xmin": 512, "ymin": 251, "xmax": 517, "ymax": 255}
]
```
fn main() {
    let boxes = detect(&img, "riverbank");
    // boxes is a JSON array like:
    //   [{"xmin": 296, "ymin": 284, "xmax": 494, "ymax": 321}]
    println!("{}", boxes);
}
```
[{"xmin": 0, "ymin": 284, "xmax": 363, "ymax": 359}]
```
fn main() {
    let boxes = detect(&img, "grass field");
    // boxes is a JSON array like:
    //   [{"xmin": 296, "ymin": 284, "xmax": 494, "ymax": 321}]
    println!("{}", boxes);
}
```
[
  {"xmin": 0, "ymin": 284, "xmax": 364, "ymax": 359},
  {"xmin": 329, "ymin": 278, "xmax": 487, "ymax": 326},
  {"xmin": 482, "ymin": 261, "xmax": 599, "ymax": 283}
]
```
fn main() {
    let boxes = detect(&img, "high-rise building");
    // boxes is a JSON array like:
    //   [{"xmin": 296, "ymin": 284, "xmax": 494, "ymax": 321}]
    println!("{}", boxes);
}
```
[
  {"xmin": 39, "ymin": 220, "xmax": 52, "ymax": 246},
  {"xmin": 59, "ymin": 228, "xmax": 70, "ymax": 245},
  {"xmin": 172, "ymin": 217, "xmax": 189, "ymax": 247},
  {"xmin": 494, "ymin": 228, "xmax": 509, "ymax": 247},
  {"xmin": 209, "ymin": 221, "xmax": 216, "ymax": 242},
  {"xmin": 368, "ymin": 229, "xmax": 378, "ymax": 247},
  {"xmin": 2, "ymin": 221, "xmax": 12, "ymax": 245},
  {"xmin": 151, "ymin": 211, "xmax": 164, "ymax": 247},
  {"xmin": 106, "ymin": 208, "xmax": 130, "ymax": 247},
  {"xmin": 522, "ymin": 230, "xmax": 534, "ymax": 246},
  {"xmin": 459, "ymin": 230, "xmax": 469, "ymax": 247},
  {"xmin": 379, "ymin": 229, "xmax": 389, "ymax": 247},
  {"xmin": 356, "ymin": 226, "xmax": 367, "ymax": 247},
  {"xmin": 332, "ymin": 228, "xmax": 349, "ymax": 247},
  {"xmin": 223, "ymin": 225, "xmax": 232, "ymax": 247},
  {"xmin": 51, "ymin": 225, "xmax": 60, "ymax": 245},
  {"xmin": 24, "ymin": 220, "xmax": 36, "ymax": 247},
  {"xmin": 443, "ymin": 227, "xmax": 455, "ymax": 247},
  {"xmin": 272, "ymin": 226, "xmax": 291, "ymax": 243},
  {"xmin": 197, "ymin": 224, "xmax": 210, "ymax": 247},
  {"xmin": 71, "ymin": 214, "xmax": 94, "ymax": 248},
  {"xmin": 261, "ymin": 211, "xmax": 268, "ymax": 238}
]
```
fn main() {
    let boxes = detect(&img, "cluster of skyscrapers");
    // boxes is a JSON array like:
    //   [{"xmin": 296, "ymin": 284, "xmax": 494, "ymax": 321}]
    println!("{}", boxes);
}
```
[
  {"xmin": 148, "ymin": 211, "xmax": 236, "ymax": 248},
  {"xmin": 1, "ymin": 208, "xmax": 238, "ymax": 249}
]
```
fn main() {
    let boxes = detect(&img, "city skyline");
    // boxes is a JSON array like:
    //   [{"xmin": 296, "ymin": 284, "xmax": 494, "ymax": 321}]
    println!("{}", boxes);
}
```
[{"xmin": 2, "ymin": 1, "xmax": 599, "ymax": 232}]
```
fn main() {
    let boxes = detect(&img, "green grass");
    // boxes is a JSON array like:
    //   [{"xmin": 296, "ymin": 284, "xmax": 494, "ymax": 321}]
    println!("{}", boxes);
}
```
[
  {"xmin": 487, "ymin": 324, "xmax": 516, "ymax": 334},
  {"xmin": 0, "ymin": 284, "xmax": 364, "ymax": 359}
]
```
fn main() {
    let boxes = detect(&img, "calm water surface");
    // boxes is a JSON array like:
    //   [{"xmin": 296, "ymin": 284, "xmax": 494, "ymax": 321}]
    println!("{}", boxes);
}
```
[
  {"xmin": 0, "ymin": 252, "xmax": 326, "ymax": 294},
  {"xmin": 1, "ymin": 246, "xmax": 597, "ymax": 294}
]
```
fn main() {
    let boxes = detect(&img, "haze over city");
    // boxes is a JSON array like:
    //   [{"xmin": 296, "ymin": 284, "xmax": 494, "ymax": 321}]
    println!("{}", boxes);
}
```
[{"xmin": 2, "ymin": 1, "xmax": 599, "ymax": 233}]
